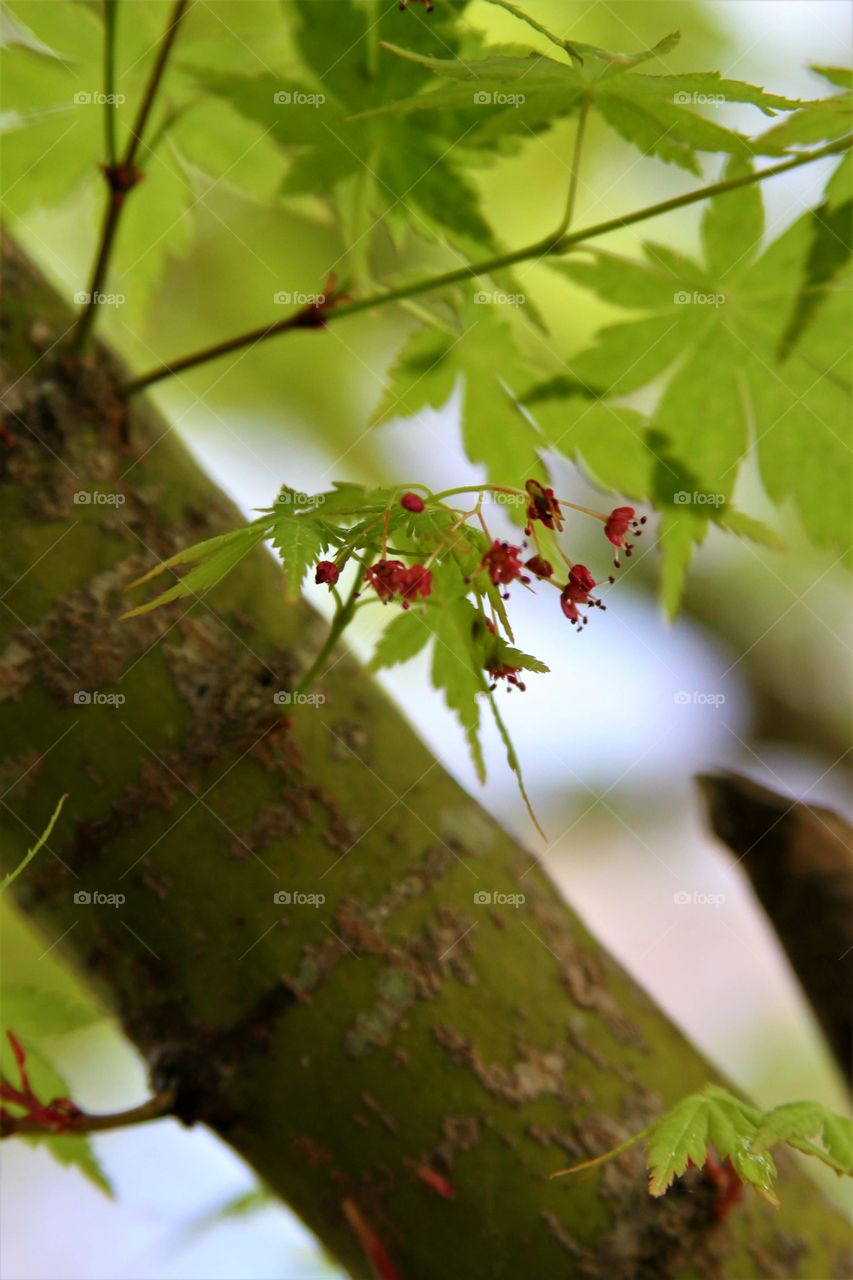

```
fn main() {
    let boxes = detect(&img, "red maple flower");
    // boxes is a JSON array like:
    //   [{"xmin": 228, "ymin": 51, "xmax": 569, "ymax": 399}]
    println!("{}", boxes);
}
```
[
  {"xmin": 400, "ymin": 492, "xmax": 425, "ymax": 513},
  {"xmin": 560, "ymin": 565, "xmax": 606, "ymax": 630},
  {"xmin": 559, "ymin": 588, "xmax": 581, "ymax": 625},
  {"xmin": 487, "ymin": 663, "xmax": 526, "ymax": 692},
  {"xmin": 398, "ymin": 564, "xmax": 432, "ymax": 608},
  {"xmin": 566, "ymin": 564, "xmax": 596, "ymax": 600},
  {"xmin": 315, "ymin": 560, "xmax": 340, "ymax": 587},
  {"xmin": 525, "ymin": 480, "xmax": 563, "ymax": 532},
  {"xmin": 604, "ymin": 506, "xmax": 647, "ymax": 567},
  {"xmin": 481, "ymin": 541, "xmax": 529, "ymax": 588},
  {"xmin": 525, "ymin": 555, "xmax": 553, "ymax": 579},
  {"xmin": 366, "ymin": 560, "xmax": 431, "ymax": 607},
  {"xmin": 366, "ymin": 560, "xmax": 406, "ymax": 601}
]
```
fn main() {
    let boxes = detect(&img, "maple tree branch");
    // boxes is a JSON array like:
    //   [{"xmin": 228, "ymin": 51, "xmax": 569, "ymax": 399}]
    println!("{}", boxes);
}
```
[
  {"xmin": 119, "ymin": 135, "xmax": 851, "ymax": 397},
  {"xmin": 70, "ymin": 0, "xmax": 191, "ymax": 357}
]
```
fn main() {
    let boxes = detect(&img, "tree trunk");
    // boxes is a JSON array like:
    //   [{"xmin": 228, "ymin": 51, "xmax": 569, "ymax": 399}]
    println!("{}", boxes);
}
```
[{"xmin": 0, "ymin": 236, "xmax": 848, "ymax": 1280}]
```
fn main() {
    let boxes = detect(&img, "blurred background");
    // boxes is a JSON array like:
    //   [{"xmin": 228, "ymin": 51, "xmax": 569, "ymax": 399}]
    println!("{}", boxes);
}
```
[{"xmin": 2, "ymin": 1, "xmax": 851, "ymax": 1275}]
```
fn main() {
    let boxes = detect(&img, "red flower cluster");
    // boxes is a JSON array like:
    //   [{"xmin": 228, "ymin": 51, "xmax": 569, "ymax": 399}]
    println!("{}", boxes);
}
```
[
  {"xmin": 315, "ymin": 560, "xmax": 340, "ymax": 588},
  {"xmin": 366, "ymin": 559, "xmax": 432, "ymax": 609},
  {"xmin": 481, "ymin": 541, "xmax": 529, "ymax": 591},
  {"xmin": 560, "ymin": 564, "xmax": 606, "ymax": 630},
  {"xmin": 604, "ymin": 506, "xmax": 647, "ymax": 567},
  {"xmin": 525, "ymin": 480, "xmax": 563, "ymax": 532}
]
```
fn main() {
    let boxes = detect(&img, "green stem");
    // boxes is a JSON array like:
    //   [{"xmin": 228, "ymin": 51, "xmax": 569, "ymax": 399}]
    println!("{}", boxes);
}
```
[
  {"xmin": 103, "ymin": 0, "xmax": 119, "ymax": 168},
  {"xmin": 0, "ymin": 795, "xmax": 67, "ymax": 896},
  {"xmin": 554, "ymin": 97, "xmax": 589, "ymax": 238},
  {"xmin": 118, "ymin": 135, "xmax": 851, "ymax": 397},
  {"xmin": 1, "ymin": 1089, "xmax": 176, "ymax": 1138},
  {"xmin": 70, "ymin": 0, "xmax": 190, "ymax": 356},
  {"xmin": 294, "ymin": 565, "xmax": 366, "ymax": 696}
]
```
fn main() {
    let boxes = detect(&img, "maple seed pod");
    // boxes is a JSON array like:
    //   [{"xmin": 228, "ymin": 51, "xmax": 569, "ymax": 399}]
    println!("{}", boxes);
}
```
[{"xmin": 401, "ymin": 492, "xmax": 425, "ymax": 513}]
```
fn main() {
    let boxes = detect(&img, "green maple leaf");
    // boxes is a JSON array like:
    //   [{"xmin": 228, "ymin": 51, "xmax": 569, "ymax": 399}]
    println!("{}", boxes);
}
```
[
  {"xmin": 779, "ymin": 152, "xmax": 852, "ymax": 357},
  {"xmin": 193, "ymin": 0, "xmax": 505, "ymax": 252},
  {"xmin": 369, "ymin": 609, "xmax": 433, "ymax": 671},
  {"xmin": 370, "ymin": 28, "xmax": 801, "ymax": 175},
  {"xmin": 122, "ymin": 522, "xmax": 273, "ymax": 618},
  {"xmin": 429, "ymin": 597, "xmax": 488, "ymax": 783},
  {"xmin": 373, "ymin": 300, "xmax": 543, "ymax": 486},
  {"xmin": 553, "ymin": 1083, "xmax": 853, "ymax": 1208},
  {"xmin": 270, "ymin": 513, "xmax": 329, "ymax": 602},
  {"xmin": 645, "ymin": 1091, "xmax": 711, "ymax": 1196},
  {"xmin": 523, "ymin": 156, "xmax": 850, "ymax": 611},
  {"xmin": 0, "ymin": 985, "xmax": 101, "ymax": 1038},
  {"xmin": 0, "ymin": 2, "xmax": 216, "ymax": 304},
  {"xmin": 756, "ymin": 66, "xmax": 852, "ymax": 152},
  {"xmin": 752, "ymin": 1100, "xmax": 853, "ymax": 1176}
]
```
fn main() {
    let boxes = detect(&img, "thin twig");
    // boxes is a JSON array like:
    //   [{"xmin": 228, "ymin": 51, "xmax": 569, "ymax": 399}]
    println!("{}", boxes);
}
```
[
  {"xmin": 119, "ymin": 136, "xmax": 851, "ymax": 397},
  {"xmin": 71, "ymin": 0, "xmax": 191, "ymax": 356},
  {"xmin": 1, "ymin": 1088, "xmax": 176, "ymax": 1138}
]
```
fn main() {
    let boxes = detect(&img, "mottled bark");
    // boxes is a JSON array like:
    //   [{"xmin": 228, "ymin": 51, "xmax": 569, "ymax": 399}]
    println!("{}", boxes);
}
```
[{"xmin": 0, "ymin": 237, "xmax": 848, "ymax": 1280}]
